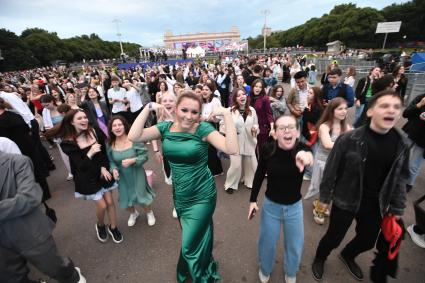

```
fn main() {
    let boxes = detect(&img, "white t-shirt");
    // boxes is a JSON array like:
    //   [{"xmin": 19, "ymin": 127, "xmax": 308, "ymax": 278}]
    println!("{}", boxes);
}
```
[
  {"xmin": 202, "ymin": 97, "xmax": 222, "ymax": 120},
  {"xmin": 107, "ymin": 87, "xmax": 127, "ymax": 113},
  {"xmin": 297, "ymin": 86, "xmax": 310, "ymax": 111},
  {"xmin": 125, "ymin": 87, "xmax": 143, "ymax": 113},
  {"xmin": 0, "ymin": 137, "xmax": 22, "ymax": 154},
  {"xmin": 0, "ymin": 91, "xmax": 35, "ymax": 127},
  {"xmin": 344, "ymin": 76, "xmax": 355, "ymax": 88}
]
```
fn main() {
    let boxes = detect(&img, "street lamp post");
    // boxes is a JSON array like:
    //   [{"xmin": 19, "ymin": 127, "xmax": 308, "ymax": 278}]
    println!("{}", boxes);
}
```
[
  {"xmin": 112, "ymin": 19, "xmax": 124, "ymax": 56},
  {"xmin": 261, "ymin": 10, "xmax": 270, "ymax": 53}
]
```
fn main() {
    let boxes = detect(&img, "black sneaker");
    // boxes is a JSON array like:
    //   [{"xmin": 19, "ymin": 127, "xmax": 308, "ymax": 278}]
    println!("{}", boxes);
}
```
[
  {"xmin": 95, "ymin": 224, "xmax": 108, "ymax": 243},
  {"xmin": 406, "ymin": 184, "xmax": 413, "ymax": 193},
  {"xmin": 226, "ymin": 188, "xmax": 235, "ymax": 194},
  {"xmin": 312, "ymin": 258, "xmax": 324, "ymax": 281},
  {"xmin": 338, "ymin": 252, "xmax": 363, "ymax": 281},
  {"xmin": 108, "ymin": 226, "xmax": 123, "ymax": 243}
]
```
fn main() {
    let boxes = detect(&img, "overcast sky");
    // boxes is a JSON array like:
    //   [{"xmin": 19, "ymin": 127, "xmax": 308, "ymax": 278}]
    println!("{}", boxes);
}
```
[{"xmin": 0, "ymin": 0, "xmax": 409, "ymax": 47}]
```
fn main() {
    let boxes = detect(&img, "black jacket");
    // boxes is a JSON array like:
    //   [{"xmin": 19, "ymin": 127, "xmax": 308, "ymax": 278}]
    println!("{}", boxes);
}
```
[
  {"xmin": 355, "ymin": 76, "xmax": 372, "ymax": 104},
  {"xmin": 395, "ymin": 74, "xmax": 408, "ymax": 99},
  {"xmin": 80, "ymin": 100, "xmax": 110, "ymax": 129},
  {"xmin": 61, "ymin": 127, "xmax": 114, "ymax": 195},
  {"xmin": 402, "ymin": 93, "xmax": 425, "ymax": 148},
  {"xmin": 320, "ymin": 126, "xmax": 409, "ymax": 216}
]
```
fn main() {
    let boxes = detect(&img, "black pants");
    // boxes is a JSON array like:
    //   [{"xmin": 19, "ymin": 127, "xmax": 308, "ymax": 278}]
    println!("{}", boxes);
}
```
[
  {"xmin": 315, "ymin": 197, "xmax": 382, "ymax": 261},
  {"xmin": 220, "ymin": 91, "xmax": 229, "ymax": 108},
  {"xmin": 0, "ymin": 237, "xmax": 79, "ymax": 283},
  {"xmin": 129, "ymin": 108, "xmax": 142, "ymax": 125}
]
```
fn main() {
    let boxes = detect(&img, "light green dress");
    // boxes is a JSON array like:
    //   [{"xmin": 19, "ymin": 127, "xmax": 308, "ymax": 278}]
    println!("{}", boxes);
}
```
[
  {"xmin": 107, "ymin": 142, "xmax": 155, "ymax": 209},
  {"xmin": 156, "ymin": 121, "xmax": 220, "ymax": 283}
]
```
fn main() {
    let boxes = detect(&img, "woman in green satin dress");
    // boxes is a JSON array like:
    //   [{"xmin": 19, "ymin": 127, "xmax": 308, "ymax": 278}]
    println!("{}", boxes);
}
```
[{"xmin": 129, "ymin": 91, "xmax": 238, "ymax": 282}]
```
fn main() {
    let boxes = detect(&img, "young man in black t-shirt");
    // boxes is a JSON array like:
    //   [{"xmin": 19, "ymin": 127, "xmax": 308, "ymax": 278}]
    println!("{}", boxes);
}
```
[{"xmin": 311, "ymin": 90, "xmax": 410, "ymax": 281}]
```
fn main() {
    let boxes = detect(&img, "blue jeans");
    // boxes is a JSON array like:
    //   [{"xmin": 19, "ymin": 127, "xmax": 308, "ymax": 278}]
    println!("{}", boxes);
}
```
[
  {"xmin": 258, "ymin": 197, "xmax": 304, "ymax": 277},
  {"xmin": 408, "ymin": 140, "xmax": 424, "ymax": 186},
  {"xmin": 354, "ymin": 104, "xmax": 365, "ymax": 125}
]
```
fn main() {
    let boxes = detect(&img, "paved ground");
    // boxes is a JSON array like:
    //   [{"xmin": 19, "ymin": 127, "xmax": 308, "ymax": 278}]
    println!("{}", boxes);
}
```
[
  {"xmin": 30, "ymin": 141, "xmax": 424, "ymax": 283},
  {"xmin": 30, "ymin": 89, "xmax": 425, "ymax": 282}
]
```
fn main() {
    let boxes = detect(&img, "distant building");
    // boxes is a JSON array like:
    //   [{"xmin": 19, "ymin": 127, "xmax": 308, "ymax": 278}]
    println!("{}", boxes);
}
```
[
  {"xmin": 326, "ymin": 40, "xmax": 344, "ymax": 53},
  {"xmin": 164, "ymin": 27, "xmax": 241, "ymax": 51}
]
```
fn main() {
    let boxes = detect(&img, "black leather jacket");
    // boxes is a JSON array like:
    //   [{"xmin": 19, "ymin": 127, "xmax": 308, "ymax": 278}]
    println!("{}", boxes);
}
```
[{"xmin": 319, "ymin": 126, "xmax": 409, "ymax": 216}]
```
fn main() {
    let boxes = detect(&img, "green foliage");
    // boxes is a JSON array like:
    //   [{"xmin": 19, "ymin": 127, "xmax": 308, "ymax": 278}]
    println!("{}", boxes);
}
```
[
  {"xmin": 0, "ymin": 28, "xmax": 142, "ymax": 71},
  {"xmin": 248, "ymin": 1, "xmax": 423, "ymax": 50},
  {"xmin": 0, "ymin": 29, "xmax": 39, "ymax": 71},
  {"xmin": 381, "ymin": 0, "xmax": 425, "ymax": 43}
]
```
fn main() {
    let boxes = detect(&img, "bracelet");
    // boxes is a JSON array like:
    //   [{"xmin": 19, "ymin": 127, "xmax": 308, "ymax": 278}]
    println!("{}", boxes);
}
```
[{"xmin": 149, "ymin": 102, "xmax": 153, "ymax": 110}]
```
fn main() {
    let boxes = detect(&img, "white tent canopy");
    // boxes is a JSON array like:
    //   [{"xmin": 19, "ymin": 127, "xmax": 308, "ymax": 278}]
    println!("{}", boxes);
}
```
[{"xmin": 186, "ymin": 46, "xmax": 205, "ymax": 57}]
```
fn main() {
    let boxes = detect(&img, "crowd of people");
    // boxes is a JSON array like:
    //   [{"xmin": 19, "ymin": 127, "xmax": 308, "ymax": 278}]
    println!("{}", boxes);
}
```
[{"xmin": 0, "ymin": 52, "xmax": 424, "ymax": 283}]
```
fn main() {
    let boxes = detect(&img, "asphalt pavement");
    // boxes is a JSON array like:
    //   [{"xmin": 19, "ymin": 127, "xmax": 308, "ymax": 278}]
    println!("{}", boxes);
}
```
[{"xmin": 30, "ymin": 92, "xmax": 425, "ymax": 283}]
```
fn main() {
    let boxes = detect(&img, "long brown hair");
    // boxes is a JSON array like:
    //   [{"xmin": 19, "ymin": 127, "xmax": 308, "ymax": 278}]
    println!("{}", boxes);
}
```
[
  {"xmin": 107, "ymin": 115, "xmax": 130, "ymax": 146},
  {"xmin": 57, "ymin": 109, "xmax": 94, "ymax": 141},
  {"xmin": 231, "ymin": 87, "xmax": 251, "ymax": 115},
  {"xmin": 309, "ymin": 86, "xmax": 325, "ymax": 111},
  {"xmin": 271, "ymin": 85, "xmax": 284, "ymax": 99},
  {"xmin": 250, "ymin": 79, "xmax": 266, "ymax": 97},
  {"xmin": 315, "ymin": 97, "xmax": 348, "ymax": 133},
  {"xmin": 202, "ymin": 83, "xmax": 215, "ymax": 103}
]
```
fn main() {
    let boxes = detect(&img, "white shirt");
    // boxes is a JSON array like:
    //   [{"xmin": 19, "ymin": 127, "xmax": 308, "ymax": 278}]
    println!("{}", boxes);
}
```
[
  {"xmin": 107, "ymin": 87, "xmax": 127, "ymax": 113},
  {"xmin": 0, "ymin": 91, "xmax": 35, "ymax": 127},
  {"xmin": 297, "ymin": 86, "xmax": 310, "ymax": 111},
  {"xmin": 125, "ymin": 87, "xmax": 143, "ymax": 113},
  {"xmin": 0, "ymin": 137, "xmax": 22, "ymax": 154},
  {"xmin": 202, "ymin": 97, "xmax": 222, "ymax": 120},
  {"xmin": 344, "ymin": 76, "xmax": 355, "ymax": 88}
]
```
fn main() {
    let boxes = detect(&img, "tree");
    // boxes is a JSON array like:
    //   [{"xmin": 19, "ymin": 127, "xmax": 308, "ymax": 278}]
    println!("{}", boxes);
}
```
[
  {"xmin": 0, "ymin": 29, "xmax": 39, "ymax": 71},
  {"xmin": 381, "ymin": 0, "xmax": 425, "ymax": 44},
  {"xmin": 247, "ymin": 1, "xmax": 420, "ymax": 49}
]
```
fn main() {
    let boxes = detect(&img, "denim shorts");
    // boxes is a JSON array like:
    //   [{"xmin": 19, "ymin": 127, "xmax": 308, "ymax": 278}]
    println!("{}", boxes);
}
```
[{"xmin": 74, "ymin": 183, "xmax": 117, "ymax": 201}]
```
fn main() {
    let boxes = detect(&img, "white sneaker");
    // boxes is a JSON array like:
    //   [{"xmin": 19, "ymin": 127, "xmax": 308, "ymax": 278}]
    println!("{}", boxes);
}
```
[
  {"xmin": 303, "ymin": 174, "xmax": 311, "ymax": 181},
  {"xmin": 164, "ymin": 175, "xmax": 172, "ymax": 185},
  {"xmin": 147, "ymin": 211, "xmax": 156, "ymax": 226},
  {"xmin": 285, "ymin": 274, "xmax": 296, "ymax": 283},
  {"xmin": 75, "ymin": 267, "xmax": 87, "ymax": 283},
  {"xmin": 127, "ymin": 210, "xmax": 140, "ymax": 227},
  {"xmin": 66, "ymin": 173, "xmax": 73, "ymax": 181},
  {"xmin": 172, "ymin": 207, "xmax": 178, "ymax": 218},
  {"xmin": 407, "ymin": 224, "xmax": 425, "ymax": 248},
  {"xmin": 258, "ymin": 269, "xmax": 270, "ymax": 283}
]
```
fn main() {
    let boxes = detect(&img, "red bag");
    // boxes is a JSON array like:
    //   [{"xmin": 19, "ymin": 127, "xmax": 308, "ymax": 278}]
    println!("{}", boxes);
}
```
[{"xmin": 381, "ymin": 214, "xmax": 402, "ymax": 260}]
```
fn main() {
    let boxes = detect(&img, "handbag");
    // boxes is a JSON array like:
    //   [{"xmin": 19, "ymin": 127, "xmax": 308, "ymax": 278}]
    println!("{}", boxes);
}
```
[
  {"xmin": 43, "ymin": 201, "xmax": 57, "ymax": 223},
  {"xmin": 381, "ymin": 214, "xmax": 402, "ymax": 260}
]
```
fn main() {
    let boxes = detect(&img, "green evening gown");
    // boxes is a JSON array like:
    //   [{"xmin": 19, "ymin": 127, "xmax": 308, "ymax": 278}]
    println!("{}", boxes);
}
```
[
  {"xmin": 107, "ymin": 142, "xmax": 155, "ymax": 209},
  {"xmin": 156, "ymin": 121, "xmax": 220, "ymax": 283}
]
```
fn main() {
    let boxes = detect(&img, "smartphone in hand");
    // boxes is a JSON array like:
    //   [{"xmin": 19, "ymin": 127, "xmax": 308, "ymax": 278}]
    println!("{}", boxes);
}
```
[{"xmin": 248, "ymin": 208, "xmax": 257, "ymax": 220}]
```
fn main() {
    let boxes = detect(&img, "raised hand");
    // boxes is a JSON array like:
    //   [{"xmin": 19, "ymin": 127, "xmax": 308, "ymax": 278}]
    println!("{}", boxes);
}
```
[{"xmin": 295, "ymin": 151, "xmax": 313, "ymax": 172}]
